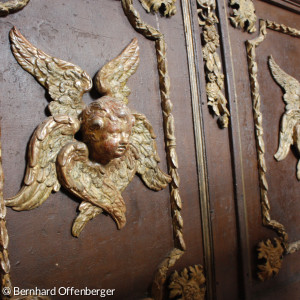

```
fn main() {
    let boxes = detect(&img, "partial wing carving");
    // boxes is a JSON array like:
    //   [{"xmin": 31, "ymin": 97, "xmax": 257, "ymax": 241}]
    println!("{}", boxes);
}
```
[
  {"xmin": 57, "ymin": 141, "xmax": 129, "ymax": 232},
  {"xmin": 268, "ymin": 56, "xmax": 300, "ymax": 180},
  {"xmin": 5, "ymin": 116, "xmax": 80, "ymax": 210},
  {"xmin": 10, "ymin": 27, "xmax": 92, "ymax": 117},
  {"xmin": 94, "ymin": 38, "xmax": 139, "ymax": 104},
  {"xmin": 131, "ymin": 113, "xmax": 171, "ymax": 190}
]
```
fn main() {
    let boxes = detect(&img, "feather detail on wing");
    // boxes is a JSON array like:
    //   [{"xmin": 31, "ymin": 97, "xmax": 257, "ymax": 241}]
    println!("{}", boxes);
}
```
[
  {"xmin": 5, "ymin": 115, "xmax": 80, "ymax": 210},
  {"xmin": 268, "ymin": 56, "xmax": 300, "ymax": 110},
  {"xmin": 130, "ymin": 113, "xmax": 171, "ymax": 190},
  {"xmin": 10, "ymin": 27, "xmax": 92, "ymax": 117},
  {"xmin": 94, "ymin": 38, "xmax": 139, "ymax": 104},
  {"xmin": 57, "ymin": 141, "xmax": 127, "ymax": 232}
]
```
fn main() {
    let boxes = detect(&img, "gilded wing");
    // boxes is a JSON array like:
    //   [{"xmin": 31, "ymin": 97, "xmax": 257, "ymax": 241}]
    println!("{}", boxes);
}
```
[
  {"xmin": 131, "ymin": 113, "xmax": 171, "ymax": 190},
  {"xmin": 94, "ymin": 38, "xmax": 139, "ymax": 104},
  {"xmin": 268, "ymin": 56, "xmax": 300, "ymax": 110},
  {"xmin": 10, "ymin": 27, "xmax": 92, "ymax": 117},
  {"xmin": 57, "ymin": 141, "xmax": 127, "ymax": 234},
  {"xmin": 5, "ymin": 116, "xmax": 80, "ymax": 210}
]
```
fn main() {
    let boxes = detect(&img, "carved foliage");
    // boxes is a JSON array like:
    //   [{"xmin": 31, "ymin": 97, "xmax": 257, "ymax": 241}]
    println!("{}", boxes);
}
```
[
  {"xmin": 229, "ymin": 0, "xmax": 256, "ymax": 33},
  {"xmin": 197, "ymin": 0, "xmax": 230, "ymax": 128},
  {"xmin": 257, "ymin": 238, "xmax": 284, "ymax": 281},
  {"xmin": 169, "ymin": 265, "xmax": 206, "ymax": 300},
  {"xmin": 139, "ymin": 0, "xmax": 176, "ymax": 16}
]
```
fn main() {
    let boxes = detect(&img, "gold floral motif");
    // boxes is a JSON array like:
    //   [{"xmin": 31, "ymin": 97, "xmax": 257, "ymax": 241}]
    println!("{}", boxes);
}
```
[
  {"xmin": 0, "ymin": 0, "xmax": 30, "ymax": 16},
  {"xmin": 5, "ymin": 27, "xmax": 171, "ymax": 237},
  {"xmin": 122, "ymin": 1, "xmax": 184, "ymax": 299},
  {"xmin": 257, "ymin": 238, "xmax": 284, "ymax": 281},
  {"xmin": 229, "ymin": 0, "xmax": 256, "ymax": 33},
  {"xmin": 169, "ymin": 265, "xmax": 206, "ymax": 300},
  {"xmin": 268, "ymin": 56, "xmax": 300, "ymax": 180},
  {"xmin": 197, "ymin": 0, "xmax": 230, "ymax": 128},
  {"xmin": 139, "ymin": 0, "xmax": 176, "ymax": 16}
]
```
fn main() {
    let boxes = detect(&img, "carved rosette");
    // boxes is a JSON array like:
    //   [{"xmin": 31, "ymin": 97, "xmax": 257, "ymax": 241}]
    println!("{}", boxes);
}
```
[
  {"xmin": 0, "ymin": 0, "xmax": 30, "ymax": 16},
  {"xmin": 169, "ymin": 265, "xmax": 206, "ymax": 300},
  {"xmin": 257, "ymin": 238, "xmax": 284, "ymax": 281},
  {"xmin": 229, "ymin": 0, "xmax": 257, "ymax": 33},
  {"xmin": 197, "ymin": 0, "xmax": 230, "ymax": 128},
  {"xmin": 139, "ymin": 0, "xmax": 176, "ymax": 16}
]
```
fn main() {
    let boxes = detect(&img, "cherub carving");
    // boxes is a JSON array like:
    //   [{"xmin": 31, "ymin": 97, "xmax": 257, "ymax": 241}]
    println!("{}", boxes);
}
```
[
  {"xmin": 268, "ymin": 56, "xmax": 300, "ymax": 180},
  {"xmin": 5, "ymin": 27, "xmax": 171, "ymax": 237}
]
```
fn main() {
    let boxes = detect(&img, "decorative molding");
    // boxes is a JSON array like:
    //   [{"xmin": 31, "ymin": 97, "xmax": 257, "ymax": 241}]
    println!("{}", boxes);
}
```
[
  {"xmin": 139, "ymin": 0, "xmax": 176, "ymax": 16},
  {"xmin": 169, "ymin": 264, "xmax": 206, "ymax": 300},
  {"xmin": 247, "ymin": 20, "xmax": 300, "ymax": 280},
  {"xmin": 268, "ymin": 56, "xmax": 300, "ymax": 180},
  {"xmin": 0, "ymin": 0, "xmax": 29, "ymax": 17},
  {"xmin": 260, "ymin": 0, "xmax": 300, "ymax": 15},
  {"xmin": 229, "ymin": 0, "xmax": 257, "ymax": 33},
  {"xmin": 257, "ymin": 238, "xmax": 284, "ymax": 281},
  {"xmin": 197, "ymin": 0, "xmax": 230, "ymax": 128},
  {"xmin": 122, "ymin": 1, "xmax": 185, "ymax": 299}
]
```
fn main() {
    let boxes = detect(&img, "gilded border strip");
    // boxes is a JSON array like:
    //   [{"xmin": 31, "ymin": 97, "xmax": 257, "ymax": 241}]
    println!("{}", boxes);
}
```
[
  {"xmin": 121, "ymin": 1, "xmax": 185, "ymax": 299},
  {"xmin": 246, "ymin": 19, "xmax": 300, "ymax": 263}
]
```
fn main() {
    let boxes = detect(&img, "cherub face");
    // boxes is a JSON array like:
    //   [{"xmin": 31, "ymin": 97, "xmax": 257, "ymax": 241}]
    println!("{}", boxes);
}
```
[{"xmin": 81, "ymin": 97, "xmax": 135, "ymax": 165}]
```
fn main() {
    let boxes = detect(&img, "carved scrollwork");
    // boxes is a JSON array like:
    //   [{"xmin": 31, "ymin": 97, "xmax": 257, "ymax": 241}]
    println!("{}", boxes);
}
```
[
  {"xmin": 197, "ymin": 0, "xmax": 230, "ymax": 128},
  {"xmin": 229, "ymin": 0, "xmax": 257, "ymax": 33},
  {"xmin": 257, "ymin": 238, "xmax": 284, "ymax": 281},
  {"xmin": 169, "ymin": 265, "xmax": 206, "ymax": 300},
  {"xmin": 0, "ymin": 0, "xmax": 30, "ymax": 16},
  {"xmin": 139, "ymin": 0, "xmax": 176, "ymax": 16}
]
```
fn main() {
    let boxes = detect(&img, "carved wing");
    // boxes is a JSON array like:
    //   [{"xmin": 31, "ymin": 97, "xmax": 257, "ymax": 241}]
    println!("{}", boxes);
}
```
[
  {"xmin": 94, "ymin": 38, "xmax": 139, "ymax": 104},
  {"xmin": 57, "ymin": 141, "xmax": 127, "ymax": 233},
  {"xmin": 268, "ymin": 56, "xmax": 300, "ymax": 110},
  {"xmin": 5, "ymin": 116, "xmax": 80, "ymax": 210},
  {"xmin": 131, "ymin": 113, "xmax": 171, "ymax": 190},
  {"xmin": 10, "ymin": 27, "xmax": 92, "ymax": 117}
]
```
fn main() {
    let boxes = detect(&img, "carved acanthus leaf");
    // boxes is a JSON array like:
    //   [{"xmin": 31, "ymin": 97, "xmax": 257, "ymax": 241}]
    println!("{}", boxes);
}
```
[
  {"xmin": 257, "ymin": 238, "xmax": 284, "ymax": 281},
  {"xmin": 139, "ymin": 0, "xmax": 176, "ymax": 17},
  {"xmin": 268, "ymin": 56, "xmax": 300, "ymax": 180},
  {"xmin": 169, "ymin": 265, "xmax": 206, "ymax": 300},
  {"xmin": 229, "ymin": 0, "xmax": 257, "ymax": 33},
  {"xmin": 0, "ymin": 0, "xmax": 30, "ymax": 17}
]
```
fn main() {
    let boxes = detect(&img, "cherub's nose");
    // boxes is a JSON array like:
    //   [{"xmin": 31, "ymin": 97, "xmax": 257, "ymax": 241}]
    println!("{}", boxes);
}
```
[{"xmin": 120, "ymin": 132, "xmax": 129, "ymax": 144}]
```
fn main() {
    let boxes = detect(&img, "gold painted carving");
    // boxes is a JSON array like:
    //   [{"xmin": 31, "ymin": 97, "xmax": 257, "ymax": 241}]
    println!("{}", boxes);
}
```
[
  {"xmin": 268, "ymin": 56, "xmax": 300, "ymax": 180},
  {"xmin": 229, "ymin": 0, "xmax": 256, "ymax": 33},
  {"xmin": 139, "ymin": 0, "xmax": 176, "ymax": 16},
  {"xmin": 5, "ymin": 27, "xmax": 171, "ymax": 237},
  {"xmin": 246, "ymin": 20, "xmax": 300, "ymax": 280},
  {"xmin": 122, "ymin": 1, "xmax": 184, "ymax": 299},
  {"xmin": 197, "ymin": 0, "xmax": 230, "ymax": 128},
  {"xmin": 257, "ymin": 238, "xmax": 284, "ymax": 281},
  {"xmin": 0, "ymin": 0, "xmax": 29, "ymax": 16},
  {"xmin": 169, "ymin": 265, "xmax": 206, "ymax": 300}
]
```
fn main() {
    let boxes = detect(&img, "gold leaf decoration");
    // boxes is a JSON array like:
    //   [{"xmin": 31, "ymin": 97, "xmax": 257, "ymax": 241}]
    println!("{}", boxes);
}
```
[
  {"xmin": 229, "ymin": 0, "xmax": 256, "ymax": 33},
  {"xmin": 268, "ymin": 56, "xmax": 300, "ymax": 180},
  {"xmin": 0, "ymin": 0, "xmax": 29, "ymax": 17},
  {"xmin": 257, "ymin": 238, "xmax": 284, "ymax": 281},
  {"xmin": 139, "ymin": 0, "xmax": 176, "ymax": 17},
  {"xmin": 169, "ymin": 265, "xmax": 206, "ymax": 300},
  {"xmin": 197, "ymin": 0, "xmax": 230, "ymax": 128}
]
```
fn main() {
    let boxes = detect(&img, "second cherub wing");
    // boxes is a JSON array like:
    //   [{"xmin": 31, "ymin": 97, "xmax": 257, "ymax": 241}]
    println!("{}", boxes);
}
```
[
  {"xmin": 130, "ymin": 112, "xmax": 172, "ymax": 190},
  {"xmin": 10, "ymin": 27, "xmax": 92, "ymax": 117}
]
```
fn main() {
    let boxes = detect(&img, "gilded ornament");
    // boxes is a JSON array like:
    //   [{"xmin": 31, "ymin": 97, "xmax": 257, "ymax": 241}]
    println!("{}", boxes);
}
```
[
  {"xmin": 266, "ymin": 20, "xmax": 300, "ymax": 37},
  {"xmin": 5, "ymin": 27, "xmax": 171, "ymax": 237},
  {"xmin": 257, "ymin": 238, "xmax": 284, "ymax": 281},
  {"xmin": 268, "ymin": 56, "xmax": 300, "ymax": 180},
  {"xmin": 0, "ymin": 0, "xmax": 29, "ymax": 16},
  {"xmin": 122, "ymin": 1, "xmax": 184, "ymax": 299},
  {"xmin": 229, "ymin": 0, "xmax": 257, "ymax": 33},
  {"xmin": 169, "ymin": 265, "xmax": 206, "ymax": 300},
  {"xmin": 197, "ymin": 0, "xmax": 230, "ymax": 128},
  {"xmin": 139, "ymin": 0, "xmax": 176, "ymax": 16}
]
